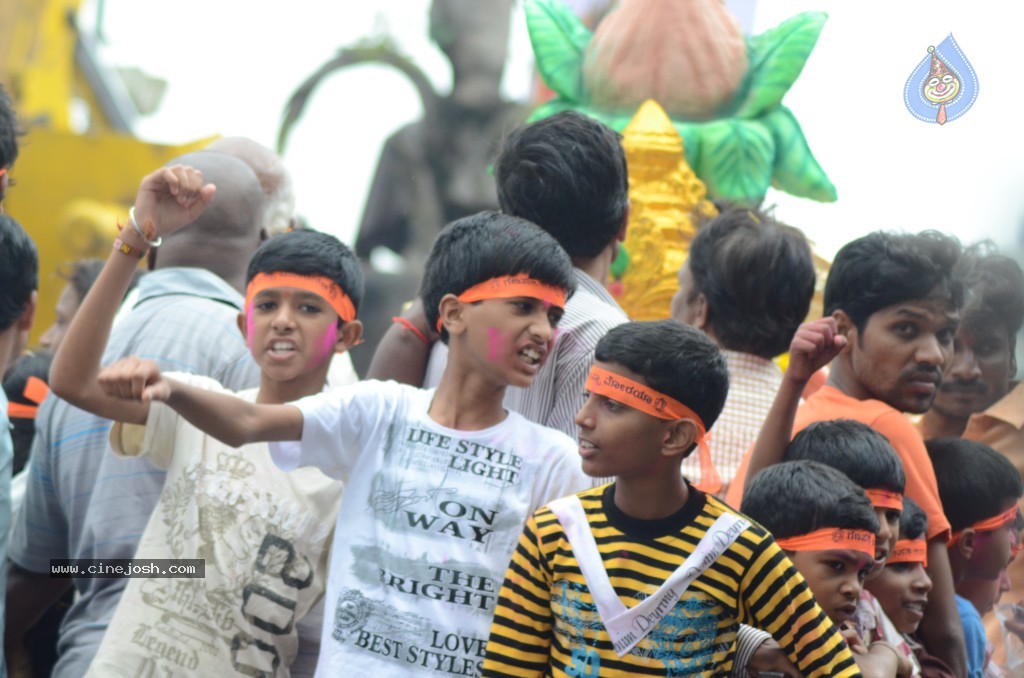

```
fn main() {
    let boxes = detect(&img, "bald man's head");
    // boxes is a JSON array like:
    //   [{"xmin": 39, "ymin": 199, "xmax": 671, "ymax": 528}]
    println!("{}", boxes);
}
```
[
  {"xmin": 153, "ymin": 152, "xmax": 265, "ymax": 291},
  {"xmin": 206, "ymin": 137, "xmax": 295, "ymax": 235}
]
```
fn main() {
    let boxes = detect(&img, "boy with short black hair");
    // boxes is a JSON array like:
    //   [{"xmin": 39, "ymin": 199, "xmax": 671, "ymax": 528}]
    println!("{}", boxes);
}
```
[
  {"xmin": 483, "ymin": 320, "xmax": 860, "ymax": 677},
  {"xmin": 742, "ymin": 460, "xmax": 879, "ymax": 624},
  {"xmin": 928, "ymin": 438, "xmax": 1024, "ymax": 677},
  {"xmin": 49, "ymin": 165, "xmax": 364, "ymax": 675},
  {"xmin": 742, "ymin": 461, "xmax": 912, "ymax": 676},
  {"xmin": 787, "ymin": 420, "xmax": 922, "ymax": 676},
  {"xmin": 97, "ymin": 208, "xmax": 592, "ymax": 676},
  {"xmin": 787, "ymin": 419, "xmax": 906, "ymax": 571}
]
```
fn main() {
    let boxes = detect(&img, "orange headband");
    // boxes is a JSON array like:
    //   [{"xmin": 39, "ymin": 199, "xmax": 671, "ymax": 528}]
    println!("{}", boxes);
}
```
[
  {"xmin": 436, "ymin": 274, "xmax": 568, "ymax": 332},
  {"xmin": 586, "ymin": 365, "xmax": 721, "ymax": 494},
  {"xmin": 888, "ymin": 539, "xmax": 928, "ymax": 567},
  {"xmin": 776, "ymin": 528, "xmax": 876, "ymax": 557},
  {"xmin": 7, "ymin": 376, "xmax": 50, "ymax": 420},
  {"xmin": 950, "ymin": 505, "xmax": 1019, "ymax": 546},
  {"xmin": 245, "ymin": 272, "xmax": 356, "ymax": 323},
  {"xmin": 865, "ymin": 489, "xmax": 904, "ymax": 512}
]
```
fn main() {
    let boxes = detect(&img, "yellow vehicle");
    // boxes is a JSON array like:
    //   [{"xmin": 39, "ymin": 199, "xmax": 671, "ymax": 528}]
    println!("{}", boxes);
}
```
[{"xmin": 0, "ymin": 0, "xmax": 211, "ymax": 344}]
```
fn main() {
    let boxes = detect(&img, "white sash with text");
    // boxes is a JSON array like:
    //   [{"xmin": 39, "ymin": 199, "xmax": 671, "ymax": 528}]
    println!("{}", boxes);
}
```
[{"xmin": 547, "ymin": 494, "xmax": 750, "ymax": 657}]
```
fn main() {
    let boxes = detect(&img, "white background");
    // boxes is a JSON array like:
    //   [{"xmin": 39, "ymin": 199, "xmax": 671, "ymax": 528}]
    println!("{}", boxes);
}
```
[{"xmin": 80, "ymin": 0, "xmax": 1024, "ymax": 260}]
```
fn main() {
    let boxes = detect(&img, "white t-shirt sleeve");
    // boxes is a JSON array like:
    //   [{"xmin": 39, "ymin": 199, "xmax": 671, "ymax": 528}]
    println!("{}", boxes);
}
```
[
  {"xmin": 270, "ymin": 380, "xmax": 403, "ymax": 480},
  {"xmin": 108, "ymin": 372, "xmax": 227, "ymax": 470}
]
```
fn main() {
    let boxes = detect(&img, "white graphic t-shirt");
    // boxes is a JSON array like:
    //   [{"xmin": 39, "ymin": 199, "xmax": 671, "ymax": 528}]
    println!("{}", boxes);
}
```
[
  {"xmin": 87, "ymin": 374, "xmax": 343, "ymax": 677},
  {"xmin": 270, "ymin": 380, "xmax": 591, "ymax": 677}
]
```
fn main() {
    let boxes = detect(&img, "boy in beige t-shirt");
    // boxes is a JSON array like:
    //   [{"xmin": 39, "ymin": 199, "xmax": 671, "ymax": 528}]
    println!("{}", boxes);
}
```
[{"xmin": 49, "ymin": 165, "xmax": 363, "ymax": 676}]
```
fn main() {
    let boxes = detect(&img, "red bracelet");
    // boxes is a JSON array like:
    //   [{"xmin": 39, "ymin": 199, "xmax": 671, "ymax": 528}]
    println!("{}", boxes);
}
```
[{"xmin": 392, "ymin": 316, "xmax": 429, "ymax": 345}]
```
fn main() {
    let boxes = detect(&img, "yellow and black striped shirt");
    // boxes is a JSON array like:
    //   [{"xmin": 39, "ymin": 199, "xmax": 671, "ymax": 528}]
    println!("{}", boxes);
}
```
[{"xmin": 483, "ymin": 484, "xmax": 860, "ymax": 677}]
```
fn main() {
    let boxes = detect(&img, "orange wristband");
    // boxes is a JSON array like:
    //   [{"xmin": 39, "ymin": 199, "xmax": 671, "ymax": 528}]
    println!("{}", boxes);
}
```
[{"xmin": 393, "ymin": 316, "xmax": 429, "ymax": 345}]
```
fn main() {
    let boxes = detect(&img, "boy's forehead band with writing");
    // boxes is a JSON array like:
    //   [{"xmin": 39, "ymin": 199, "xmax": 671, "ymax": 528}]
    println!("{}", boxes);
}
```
[
  {"xmin": 949, "ymin": 504, "xmax": 1019, "ymax": 546},
  {"xmin": 865, "ymin": 489, "xmax": 904, "ymax": 512},
  {"xmin": 436, "ymin": 274, "xmax": 568, "ymax": 331},
  {"xmin": 457, "ymin": 274, "xmax": 567, "ymax": 309},
  {"xmin": 245, "ymin": 272, "xmax": 356, "ymax": 323},
  {"xmin": 586, "ymin": 365, "xmax": 722, "ymax": 495},
  {"xmin": 775, "ymin": 528, "xmax": 876, "ymax": 557},
  {"xmin": 887, "ymin": 539, "xmax": 928, "ymax": 566}
]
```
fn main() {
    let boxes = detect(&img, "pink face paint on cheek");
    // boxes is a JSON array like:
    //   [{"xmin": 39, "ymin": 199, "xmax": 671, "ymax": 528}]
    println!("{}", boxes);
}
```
[
  {"xmin": 314, "ymin": 324, "xmax": 339, "ymax": 366},
  {"xmin": 487, "ymin": 327, "xmax": 502, "ymax": 361}
]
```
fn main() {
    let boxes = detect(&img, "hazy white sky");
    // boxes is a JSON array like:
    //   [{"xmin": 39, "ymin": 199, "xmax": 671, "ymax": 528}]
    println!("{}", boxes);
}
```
[{"xmin": 81, "ymin": 0, "xmax": 1024, "ymax": 260}]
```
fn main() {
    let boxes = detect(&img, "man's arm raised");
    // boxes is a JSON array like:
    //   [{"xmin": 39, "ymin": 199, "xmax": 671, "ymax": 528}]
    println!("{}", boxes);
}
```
[
  {"xmin": 49, "ymin": 165, "xmax": 216, "ymax": 424},
  {"xmin": 98, "ymin": 356, "xmax": 303, "ymax": 447},
  {"xmin": 744, "ymin": 318, "xmax": 846, "ymax": 485}
]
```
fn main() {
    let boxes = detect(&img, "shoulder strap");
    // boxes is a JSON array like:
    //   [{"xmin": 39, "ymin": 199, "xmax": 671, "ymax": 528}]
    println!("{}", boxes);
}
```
[{"xmin": 549, "ymin": 495, "xmax": 750, "ymax": 657}]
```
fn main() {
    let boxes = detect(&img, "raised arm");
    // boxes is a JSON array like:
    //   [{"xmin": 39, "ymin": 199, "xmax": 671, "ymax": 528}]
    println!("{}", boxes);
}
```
[
  {"xmin": 744, "ymin": 318, "xmax": 846, "ymax": 486},
  {"xmin": 366, "ymin": 297, "xmax": 436, "ymax": 385},
  {"xmin": 49, "ymin": 165, "xmax": 216, "ymax": 424},
  {"xmin": 97, "ymin": 357, "xmax": 303, "ymax": 447}
]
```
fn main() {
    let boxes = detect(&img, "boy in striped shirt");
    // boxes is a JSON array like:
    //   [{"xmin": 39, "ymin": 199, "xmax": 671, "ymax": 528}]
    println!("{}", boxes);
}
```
[{"xmin": 482, "ymin": 320, "xmax": 861, "ymax": 677}]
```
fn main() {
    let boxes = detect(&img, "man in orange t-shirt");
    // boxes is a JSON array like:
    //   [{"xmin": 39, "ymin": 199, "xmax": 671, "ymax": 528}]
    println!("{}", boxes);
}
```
[{"xmin": 728, "ymin": 230, "xmax": 969, "ymax": 677}]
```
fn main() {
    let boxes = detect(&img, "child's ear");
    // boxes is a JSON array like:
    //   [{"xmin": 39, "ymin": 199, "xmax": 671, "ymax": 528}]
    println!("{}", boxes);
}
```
[
  {"xmin": 17, "ymin": 290, "xmax": 37, "ymax": 331},
  {"xmin": 956, "ymin": 529, "xmax": 976, "ymax": 561},
  {"xmin": 662, "ymin": 418, "xmax": 699, "ymax": 459},
  {"xmin": 338, "ymin": 320, "xmax": 363, "ymax": 350},
  {"xmin": 438, "ymin": 294, "xmax": 466, "ymax": 337},
  {"xmin": 616, "ymin": 203, "xmax": 630, "ymax": 242},
  {"xmin": 236, "ymin": 312, "xmax": 247, "ymax": 340},
  {"xmin": 691, "ymin": 293, "xmax": 710, "ymax": 332}
]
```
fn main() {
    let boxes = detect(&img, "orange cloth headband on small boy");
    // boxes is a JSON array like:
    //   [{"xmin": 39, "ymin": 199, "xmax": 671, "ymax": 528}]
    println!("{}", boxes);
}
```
[
  {"xmin": 776, "ymin": 528, "xmax": 877, "ymax": 557},
  {"xmin": 436, "ymin": 274, "xmax": 568, "ymax": 332},
  {"xmin": 949, "ymin": 505, "xmax": 1019, "ymax": 546},
  {"xmin": 865, "ymin": 489, "xmax": 904, "ymax": 512},
  {"xmin": 7, "ymin": 376, "xmax": 50, "ymax": 420},
  {"xmin": 887, "ymin": 539, "xmax": 928, "ymax": 567},
  {"xmin": 586, "ymin": 365, "xmax": 722, "ymax": 495},
  {"xmin": 245, "ymin": 272, "xmax": 356, "ymax": 322}
]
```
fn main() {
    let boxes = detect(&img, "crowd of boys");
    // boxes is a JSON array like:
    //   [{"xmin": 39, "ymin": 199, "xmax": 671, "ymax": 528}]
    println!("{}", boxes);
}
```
[{"xmin": 2, "ymin": 82, "xmax": 1024, "ymax": 678}]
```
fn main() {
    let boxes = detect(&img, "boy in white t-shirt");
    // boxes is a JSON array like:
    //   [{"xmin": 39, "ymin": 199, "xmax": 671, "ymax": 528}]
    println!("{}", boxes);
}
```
[
  {"xmin": 49, "ymin": 165, "xmax": 363, "ymax": 676},
  {"xmin": 97, "ymin": 209, "xmax": 593, "ymax": 676}
]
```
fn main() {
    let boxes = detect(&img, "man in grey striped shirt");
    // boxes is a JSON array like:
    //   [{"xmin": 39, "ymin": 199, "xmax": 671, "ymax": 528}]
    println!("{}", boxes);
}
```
[{"xmin": 370, "ymin": 111, "xmax": 629, "ymax": 439}]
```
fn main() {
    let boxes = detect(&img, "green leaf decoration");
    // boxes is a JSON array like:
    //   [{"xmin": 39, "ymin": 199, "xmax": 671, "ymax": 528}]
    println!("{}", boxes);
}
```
[
  {"xmin": 525, "ymin": 0, "xmax": 593, "ymax": 103},
  {"xmin": 761, "ymin": 105, "xmax": 837, "ymax": 202},
  {"xmin": 696, "ymin": 119, "xmax": 775, "ymax": 204},
  {"xmin": 610, "ymin": 244, "xmax": 630, "ymax": 279},
  {"xmin": 735, "ymin": 11, "xmax": 827, "ymax": 119},
  {"xmin": 672, "ymin": 121, "xmax": 702, "ymax": 171}
]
